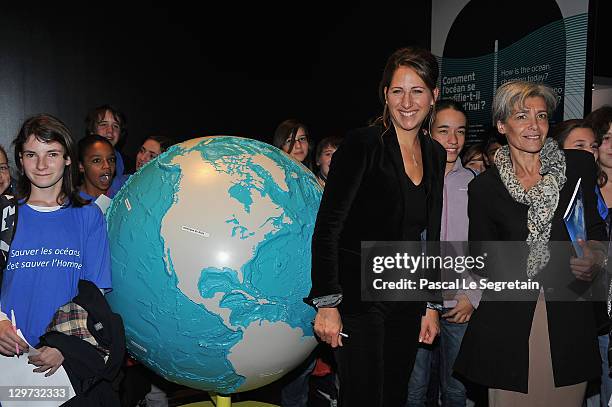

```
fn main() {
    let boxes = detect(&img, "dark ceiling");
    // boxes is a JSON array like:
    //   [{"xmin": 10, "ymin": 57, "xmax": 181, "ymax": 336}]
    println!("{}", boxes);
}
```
[{"xmin": 0, "ymin": 1, "xmax": 608, "ymax": 162}]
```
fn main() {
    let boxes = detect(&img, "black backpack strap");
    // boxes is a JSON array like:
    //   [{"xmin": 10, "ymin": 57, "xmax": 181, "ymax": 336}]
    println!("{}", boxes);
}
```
[{"xmin": 0, "ymin": 194, "xmax": 18, "ymax": 292}]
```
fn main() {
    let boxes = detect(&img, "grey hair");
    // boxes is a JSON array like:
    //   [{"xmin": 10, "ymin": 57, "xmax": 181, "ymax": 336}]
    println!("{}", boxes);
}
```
[{"xmin": 492, "ymin": 80, "xmax": 557, "ymax": 125}]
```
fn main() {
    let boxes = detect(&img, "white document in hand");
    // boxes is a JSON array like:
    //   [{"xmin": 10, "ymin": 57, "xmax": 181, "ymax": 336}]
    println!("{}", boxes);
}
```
[
  {"xmin": 15, "ymin": 328, "xmax": 40, "ymax": 356},
  {"xmin": 0, "ymin": 333, "xmax": 75, "ymax": 406}
]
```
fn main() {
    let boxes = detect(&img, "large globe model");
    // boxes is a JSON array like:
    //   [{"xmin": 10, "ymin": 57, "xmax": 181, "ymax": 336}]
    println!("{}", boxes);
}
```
[{"xmin": 106, "ymin": 136, "xmax": 321, "ymax": 394}]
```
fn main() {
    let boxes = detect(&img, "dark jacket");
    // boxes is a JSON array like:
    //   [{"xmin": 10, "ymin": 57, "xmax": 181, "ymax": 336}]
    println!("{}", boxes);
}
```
[
  {"xmin": 307, "ymin": 125, "xmax": 446, "ymax": 314},
  {"xmin": 39, "ymin": 280, "xmax": 125, "ymax": 407},
  {"xmin": 454, "ymin": 149, "xmax": 608, "ymax": 392},
  {"xmin": 0, "ymin": 193, "xmax": 18, "ymax": 291}
]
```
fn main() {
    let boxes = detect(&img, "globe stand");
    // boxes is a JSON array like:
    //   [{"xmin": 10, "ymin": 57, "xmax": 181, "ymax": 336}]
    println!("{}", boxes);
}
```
[
  {"xmin": 209, "ymin": 392, "xmax": 231, "ymax": 407},
  {"xmin": 178, "ymin": 392, "xmax": 278, "ymax": 407}
]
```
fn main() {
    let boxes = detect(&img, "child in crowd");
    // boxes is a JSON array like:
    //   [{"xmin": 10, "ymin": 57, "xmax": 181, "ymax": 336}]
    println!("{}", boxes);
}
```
[
  {"xmin": 0, "ymin": 114, "xmax": 112, "ymax": 376},
  {"xmin": 461, "ymin": 143, "xmax": 486, "ymax": 175},
  {"xmin": 273, "ymin": 119, "xmax": 314, "ymax": 171},
  {"xmin": 408, "ymin": 99, "xmax": 479, "ymax": 407},
  {"xmin": 78, "ymin": 134, "xmax": 117, "ymax": 202},
  {"xmin": 135, "ymin": 135, "xmax": 174, "ymax": 172},
  {"xmin": 0, "ymin": 145, "xmax": 11, "ymax": 194},
  {"xmin": 585, "ymin": 106, "xmax": 612, "ymax": 407},
  {"xmin": 314, "ymin": 136, "xmax": 341, "ymax": 188},
  {"xmin": 84, "ymin": 105, "xmax": 130, "ymax": 197},
  {"xmin": 0, "ymin": 145, "xmax": 16, "ymax": 285},
  {"xmin": 120, "ymin": 134, "xmax": 175, "ymax": 407}
]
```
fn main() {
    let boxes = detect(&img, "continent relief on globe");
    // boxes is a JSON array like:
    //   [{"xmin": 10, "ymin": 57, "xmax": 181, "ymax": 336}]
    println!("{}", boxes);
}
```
[{"xmin": 106, "ymin": 136, "xmax": 322, "ymax": 394}]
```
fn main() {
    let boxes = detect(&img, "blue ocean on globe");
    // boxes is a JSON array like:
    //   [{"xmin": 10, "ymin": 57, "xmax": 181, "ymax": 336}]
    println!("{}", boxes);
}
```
[{"xmin": 106, "ymin": 136, "xmax": 321, "ymax": 394}]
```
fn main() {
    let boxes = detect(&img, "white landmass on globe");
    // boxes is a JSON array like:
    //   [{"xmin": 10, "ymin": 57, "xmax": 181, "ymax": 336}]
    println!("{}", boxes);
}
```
[
  {"xmin": 228, "ymin": 320, "xmax": 317, "ymax": 392},
  {"xmin": 160, "ymin": 147, "xmax": 290, "ymax": 330},
  {"xmin": 200, "ymin": 290, "xmax": 270, "ymax": 330},
  {"xmin": 250, "ymin": 154, "xmax": 289, "ymax": 193},
  {"xmin": 200, "ymin": 292, "xmax": 231, "ymax": 328}
]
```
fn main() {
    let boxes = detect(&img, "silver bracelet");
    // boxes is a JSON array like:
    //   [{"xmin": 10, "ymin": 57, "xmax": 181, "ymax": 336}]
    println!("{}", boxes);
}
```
[{"xmin": 426, "ymin": 302, "xmax": 443, "ymax": 312}]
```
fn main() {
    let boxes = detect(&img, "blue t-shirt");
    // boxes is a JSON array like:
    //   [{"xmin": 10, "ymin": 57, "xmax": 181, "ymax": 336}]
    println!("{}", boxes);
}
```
[
  {"xmin": 78, "ymin": 190, "xmax": 113, "ymax": 214},
  {"xmin": 108, "ymin": 149, "xmax": 128, "ymax": 198},
  {"xmin": 0, "ymin": 203, "xmax": 112, "ymax": 346},
  {"xmin": 79, "ymin": 190, "xmax": 95, "ymax": 201}
]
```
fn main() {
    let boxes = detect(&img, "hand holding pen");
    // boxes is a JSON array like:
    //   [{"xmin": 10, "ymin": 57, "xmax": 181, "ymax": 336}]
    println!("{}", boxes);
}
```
[
  {"xmin": 0, "ymin": 310, "xmax": 28, "ymax": 356},
  {"xmin": 312, "ymin": 307, "xmax": 348, "ymax": 348}
]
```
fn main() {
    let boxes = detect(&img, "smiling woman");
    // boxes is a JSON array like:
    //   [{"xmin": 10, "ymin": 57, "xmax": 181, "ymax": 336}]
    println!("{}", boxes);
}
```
[
  {"xmin": 454, "ymin": 81, "xmax": 608, "ymax": 407},
  {"xmin": 306, "ymin": 47, "xmax": 446, "ymax": 407}
]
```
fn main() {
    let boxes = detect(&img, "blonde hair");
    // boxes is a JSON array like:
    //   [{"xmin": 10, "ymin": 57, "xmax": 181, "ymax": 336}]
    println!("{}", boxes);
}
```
[{"xmin": 492, "ymin": 81, "xmax": 557, "ymax": 125}]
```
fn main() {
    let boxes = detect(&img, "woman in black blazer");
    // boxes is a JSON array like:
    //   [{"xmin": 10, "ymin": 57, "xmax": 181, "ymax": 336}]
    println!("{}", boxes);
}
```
[
  {"xmin": 306, "ymin": 47, "xmax": 446, "ymax": 407},
  {"xmin": 454, "ymin": 80, "xmax": 608, "ymax": 406}
]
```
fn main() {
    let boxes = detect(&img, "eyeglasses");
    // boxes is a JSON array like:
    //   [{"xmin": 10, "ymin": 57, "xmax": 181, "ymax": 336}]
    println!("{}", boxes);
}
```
[
  {"xmin": 283, "ymin": 136, "xmax": 309, "ymax": 146},
  {"xmin": 0, "ymin": 164, "xmax": 9, "ymax": 173}
]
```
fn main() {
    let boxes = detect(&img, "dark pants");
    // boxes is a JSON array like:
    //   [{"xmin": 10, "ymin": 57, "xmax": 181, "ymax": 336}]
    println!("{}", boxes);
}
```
[
  {"xmin": 335, "ymin": 303, "xmax": 422, "ymax": 407},
  {"xmin": 279, "ymin": 349, "xmax": 317, "ymax": 407},
  {"xmin": 407, "ymin": 312, "xmax": 469, "ymax": 407}
]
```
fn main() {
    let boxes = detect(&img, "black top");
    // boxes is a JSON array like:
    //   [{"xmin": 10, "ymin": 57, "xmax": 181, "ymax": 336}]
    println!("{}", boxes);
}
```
[
  {"xmin": 306, "ymin": 124, "xmax": 446, "ymax": 314},
  {"xmin": 404, "ymin": 182, "xmax": 427, "ymax": 240},
  {"xmin": 454, "ymin": 149, "xmax": 608, "ymax": 393}
]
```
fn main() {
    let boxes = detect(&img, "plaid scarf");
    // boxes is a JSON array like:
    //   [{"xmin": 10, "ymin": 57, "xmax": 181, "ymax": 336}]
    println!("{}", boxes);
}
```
[{"xmin": 46, "ymin": 301, "xmax": 110, "ymax": 360}]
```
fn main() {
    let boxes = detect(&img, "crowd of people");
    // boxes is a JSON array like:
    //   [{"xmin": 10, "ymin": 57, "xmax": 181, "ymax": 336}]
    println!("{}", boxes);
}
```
[
  {"xmin": 0, "ymin": 45, "xmax": 611, "ymax": 407},
  {"xmin": 308, "ymin": 47, "xmax": 612, "ymax": 407},
  {"xmin": 0, "ymin": 103, "xmax": 343, "ymax": 406}
]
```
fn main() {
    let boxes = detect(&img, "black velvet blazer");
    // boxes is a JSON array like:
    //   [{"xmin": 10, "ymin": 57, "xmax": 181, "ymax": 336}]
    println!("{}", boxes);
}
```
[
  {"xmin": 454, "ymin": 149, "xmax": 608, "ymax": 393},
  {"xmin": 307, "ymin": 125, "xmax": 446, "ymax": 314}
]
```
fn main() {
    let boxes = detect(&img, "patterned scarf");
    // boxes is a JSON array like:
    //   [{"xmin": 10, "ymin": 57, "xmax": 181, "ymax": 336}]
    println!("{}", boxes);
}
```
[
  {"xmin": 47, "ymin": 301, "xmax": 110, "ymax": 360},
  {"xmin": 494, "ymin": 138, "xmax": 566, "ymax": 277}
]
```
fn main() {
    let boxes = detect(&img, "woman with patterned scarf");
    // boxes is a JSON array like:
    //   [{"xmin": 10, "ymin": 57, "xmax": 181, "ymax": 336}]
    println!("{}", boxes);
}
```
[{"xmin": 454, "ymin": 80, "xmax": 608, "ymax": 406}]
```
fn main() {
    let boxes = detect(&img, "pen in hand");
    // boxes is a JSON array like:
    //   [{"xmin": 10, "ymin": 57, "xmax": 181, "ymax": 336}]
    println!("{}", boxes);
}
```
[
  {"xmin": 311, "ymin": 321, "xmax": 349, "ymax": 338},
  {"xmin": 11, "ymin": 309, "xmax": 20, "ymax": 357}
]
